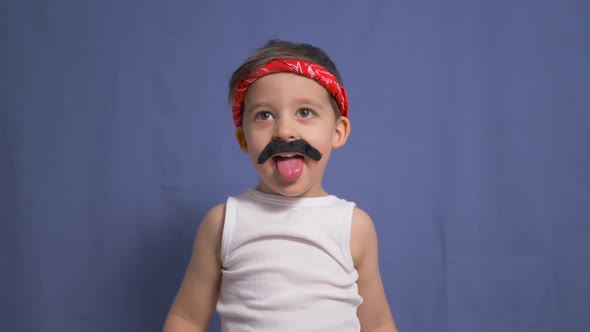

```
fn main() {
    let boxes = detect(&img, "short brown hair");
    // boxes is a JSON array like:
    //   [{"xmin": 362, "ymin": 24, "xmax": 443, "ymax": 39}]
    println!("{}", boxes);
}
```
[{"xmin": 228, "ymin": 39, "xmax": 344, "ymax": 121}]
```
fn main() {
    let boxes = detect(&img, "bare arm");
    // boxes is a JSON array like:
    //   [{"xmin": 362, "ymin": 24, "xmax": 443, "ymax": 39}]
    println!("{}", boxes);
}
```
[
  {"xmin": 351, "ymin": 208, "xmax": 398, "ymax": 332},
  {"xmin": 162, "ymin": 203, "xmax": 226, "ymax": 332}
]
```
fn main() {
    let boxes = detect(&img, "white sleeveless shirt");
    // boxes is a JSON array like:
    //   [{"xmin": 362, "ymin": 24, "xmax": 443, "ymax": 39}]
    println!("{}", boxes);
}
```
[{"xmin": 216, "ymin": 189, "xmax": 363, "ymax": 332}]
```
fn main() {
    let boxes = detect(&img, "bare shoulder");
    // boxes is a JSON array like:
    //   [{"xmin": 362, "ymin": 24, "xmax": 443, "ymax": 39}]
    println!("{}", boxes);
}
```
[
  {"xmin": 194, "ymin": 203, "xmax": 226, "ymax": 254},
  {"xmin": 188, "ymin": 202, "xmax": 227, "ymax": 267},
  {"xmin": 199, "ymin": 203, "xmax": 226, "ymax": 234},
  {"xmin": 350, "ymin": 207, "xmax": 378, "ymax": 267},
  {"xmin": 351, "ymin": 206, "xmax": 374, "ymax": 227}
]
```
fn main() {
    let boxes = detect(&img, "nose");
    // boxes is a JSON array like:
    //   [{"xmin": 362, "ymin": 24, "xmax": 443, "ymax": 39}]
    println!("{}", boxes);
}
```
[{"xmin": 274, "ymin": 118, "xmax": 297, "ymax": 141}]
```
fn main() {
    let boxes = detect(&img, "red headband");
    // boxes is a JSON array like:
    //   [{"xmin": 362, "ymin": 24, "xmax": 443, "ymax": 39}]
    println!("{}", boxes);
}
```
[{"xmin": 231, "ymin": 58, "xmax": 349, "ymax": 127}]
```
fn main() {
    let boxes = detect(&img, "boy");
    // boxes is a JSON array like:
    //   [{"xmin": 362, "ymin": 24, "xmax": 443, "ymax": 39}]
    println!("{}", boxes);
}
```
[{"xmin": 162, "ymin": 39, "xmax": 398, "ymax": 332}]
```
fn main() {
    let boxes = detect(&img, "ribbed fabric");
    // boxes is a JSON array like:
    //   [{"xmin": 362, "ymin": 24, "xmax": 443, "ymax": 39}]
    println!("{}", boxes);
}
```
[{"xmin": 216, "ymin": 189, "xmax": 363, "ymax": 332}]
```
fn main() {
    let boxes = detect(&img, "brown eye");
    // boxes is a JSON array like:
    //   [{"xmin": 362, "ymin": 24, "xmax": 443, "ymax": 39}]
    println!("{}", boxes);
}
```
[
  {"xmin": 255, "ymin": 111, "xmax": 273, "ymax": 121},
  {"xmin": 297, "ymin": 108, "xmax": 315, "ymax": 118}
]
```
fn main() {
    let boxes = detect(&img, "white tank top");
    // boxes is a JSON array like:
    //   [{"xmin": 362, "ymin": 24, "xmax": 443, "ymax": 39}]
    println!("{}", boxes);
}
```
[{"xmin": 216, "ymin": 189, "xmax": 363, "ymax": 332}]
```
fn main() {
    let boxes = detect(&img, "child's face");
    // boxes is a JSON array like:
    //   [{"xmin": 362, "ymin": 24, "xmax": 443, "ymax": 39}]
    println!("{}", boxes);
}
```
[{"xmin": 236, "ymin": 72, "xmax": 350, "ymax": 197}]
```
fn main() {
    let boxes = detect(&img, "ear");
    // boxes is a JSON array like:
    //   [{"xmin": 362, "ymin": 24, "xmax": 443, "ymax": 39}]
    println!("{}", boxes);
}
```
[
  {"xmin": 235, "ymin": 127, "xmax": 249, "ymax": 153},
  {"xmin": 332, "ymin": 116, "xmax": 351, "ymax": 149}
]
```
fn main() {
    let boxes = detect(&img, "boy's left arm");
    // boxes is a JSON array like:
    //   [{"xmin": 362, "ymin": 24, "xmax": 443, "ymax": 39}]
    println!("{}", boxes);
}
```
[{"xmin": 351, "ymin": 207, "xmax": 398, "ymax": 332}]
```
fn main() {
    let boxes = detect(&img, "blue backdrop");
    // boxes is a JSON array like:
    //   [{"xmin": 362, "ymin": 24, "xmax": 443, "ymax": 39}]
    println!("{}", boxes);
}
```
[{"xmin": 1, "ymin": 1, "xmax": 589, "ymax": 331}]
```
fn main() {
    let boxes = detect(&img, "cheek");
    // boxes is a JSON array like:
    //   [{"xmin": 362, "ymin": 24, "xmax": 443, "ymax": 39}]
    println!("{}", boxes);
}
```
[
  {"xmin": 244, "ymin": 135, "xmax": 273, "ymax": 165},
  {"xmin": 252, "ymin": 137, "xmax": 270, "ymax": 150},
  {"xmin": 310, "ymin": 131, "xmax": 335, "ymax": 151},
  {"xmin": 244, "ymin": 129, "xmax": 268, "ymax": 152}
]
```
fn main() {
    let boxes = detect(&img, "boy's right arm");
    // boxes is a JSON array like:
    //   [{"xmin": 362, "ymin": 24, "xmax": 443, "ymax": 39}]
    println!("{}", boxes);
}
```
[{"xmin": 162, "ymin": 203, "xmax": 226, "ymax": 332}]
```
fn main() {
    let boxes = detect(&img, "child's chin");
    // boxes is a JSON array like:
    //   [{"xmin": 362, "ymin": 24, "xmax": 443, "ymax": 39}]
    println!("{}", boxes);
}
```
[
  {"xmin": 274, "ymin": 182, "xmax": 320, "ymax": 198},
  {"xmin": 258, "ymin": 180, "xmax": 307, "ymax": 197}
]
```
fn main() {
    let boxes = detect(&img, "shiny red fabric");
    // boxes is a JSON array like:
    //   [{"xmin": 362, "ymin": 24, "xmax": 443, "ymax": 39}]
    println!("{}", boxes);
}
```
[{"xmin": 231, "ymin": 59, "xmax": 349, "ymax": 127}]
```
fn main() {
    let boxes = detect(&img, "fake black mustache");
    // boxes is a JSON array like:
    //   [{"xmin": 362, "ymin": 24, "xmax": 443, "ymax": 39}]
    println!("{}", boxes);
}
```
[{"xmin": 257, "ymin": 139, "xmax": 322, "ymax": 164}]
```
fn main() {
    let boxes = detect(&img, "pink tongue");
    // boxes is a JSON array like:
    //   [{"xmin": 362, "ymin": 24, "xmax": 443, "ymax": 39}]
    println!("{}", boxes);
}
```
[{"xmin": 275, "ymin": 157, "xmax": 303, "ymax": 181}]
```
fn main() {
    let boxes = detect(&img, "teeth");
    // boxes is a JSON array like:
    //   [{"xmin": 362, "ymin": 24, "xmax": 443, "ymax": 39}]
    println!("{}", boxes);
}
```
[{"xmin": 276, "ymin": 153, "xmax": 297, "ymax": 158}]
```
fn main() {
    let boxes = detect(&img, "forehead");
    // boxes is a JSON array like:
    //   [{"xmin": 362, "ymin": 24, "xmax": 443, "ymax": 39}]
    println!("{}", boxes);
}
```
[{"xmin": 243, "ymin": 72, "xmax": 331, "ymax": 106}]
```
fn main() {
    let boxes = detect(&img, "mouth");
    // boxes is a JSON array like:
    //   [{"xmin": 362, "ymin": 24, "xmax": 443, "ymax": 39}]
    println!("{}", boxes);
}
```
[
  {"xmin": 272, "ymin": 153, "xmax": 305, "ymax": 181},
  {"xmin": 272, "ymin": 152, "xmax": 305, "ymax": 159}
]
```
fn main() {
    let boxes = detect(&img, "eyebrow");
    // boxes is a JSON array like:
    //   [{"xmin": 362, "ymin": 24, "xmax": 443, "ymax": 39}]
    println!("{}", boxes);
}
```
[
  {"xmin": 245, "ymin": 97, "xmax": 326, "ymax": 113},
  {"xmin": 244, "ymin": 102, "xmax": 273, "ymax": 113},
  {"xmin": 293, "ymin": 97, "xmax": 324, "ymax": 109}
]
